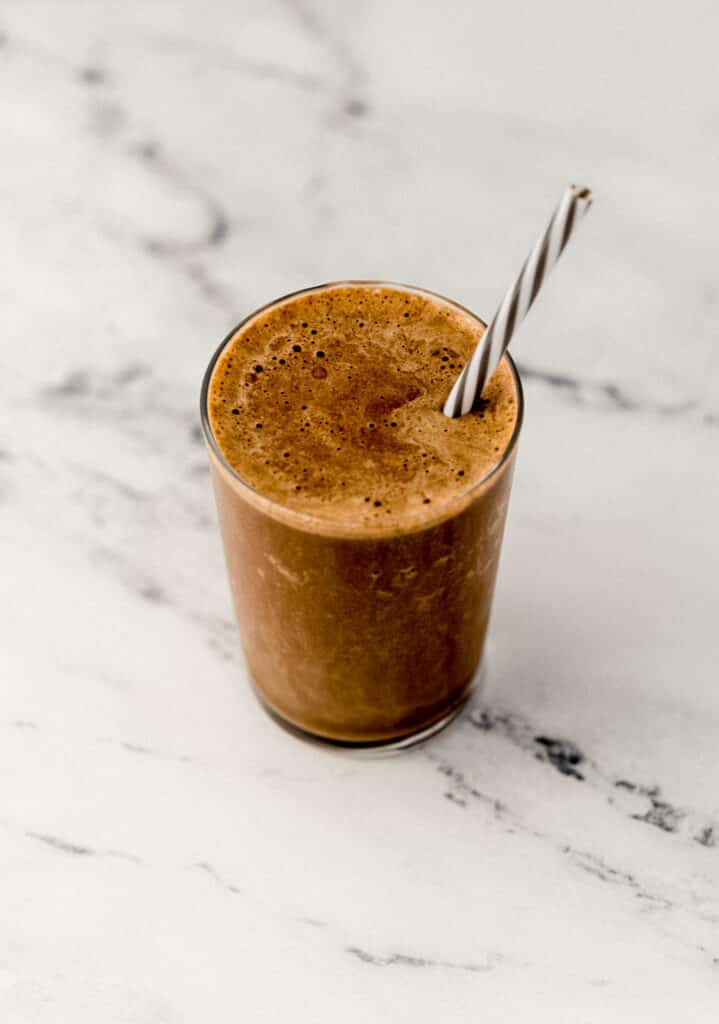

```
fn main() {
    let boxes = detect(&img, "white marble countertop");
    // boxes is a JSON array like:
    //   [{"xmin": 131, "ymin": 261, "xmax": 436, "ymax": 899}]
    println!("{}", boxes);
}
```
[{"xmin": 2, "ymin": 1, "xmax": 719, "ymax": 1020}]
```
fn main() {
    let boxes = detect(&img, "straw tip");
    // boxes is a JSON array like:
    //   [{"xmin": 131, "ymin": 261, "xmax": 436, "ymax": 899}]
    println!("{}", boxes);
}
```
[{"xmin": 570, "ymin": 184, "xmax": 593, "ymax": 203}]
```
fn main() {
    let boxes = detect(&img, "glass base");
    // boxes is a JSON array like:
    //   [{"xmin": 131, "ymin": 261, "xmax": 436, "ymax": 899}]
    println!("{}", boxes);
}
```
[{"xmin": 253, "ymin": 658, "xmax": 485, "ymax": 757}]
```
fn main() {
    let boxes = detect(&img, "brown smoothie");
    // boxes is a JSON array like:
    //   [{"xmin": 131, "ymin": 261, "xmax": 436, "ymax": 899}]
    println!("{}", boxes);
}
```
[{"xmin": 203, "ymin": 282, "xmax": 522, "ymax": 745}]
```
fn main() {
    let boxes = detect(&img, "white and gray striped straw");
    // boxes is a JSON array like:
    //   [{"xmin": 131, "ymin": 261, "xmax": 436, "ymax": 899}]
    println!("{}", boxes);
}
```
[{"xmin": 443, "ymin": 184, "xmax": 593, "ymax": 418}]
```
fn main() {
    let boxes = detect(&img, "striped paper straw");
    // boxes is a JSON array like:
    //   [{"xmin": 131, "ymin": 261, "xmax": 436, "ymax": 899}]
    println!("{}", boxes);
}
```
[{"xmin": 443, "ymin": 184, "xmax": 593, "ymax": 418}]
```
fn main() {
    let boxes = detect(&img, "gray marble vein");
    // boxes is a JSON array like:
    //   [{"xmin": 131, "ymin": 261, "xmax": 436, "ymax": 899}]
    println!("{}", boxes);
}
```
[
  {"xmin": 346, "ymin": 946, "xmax": 504, "ymax": 974},
  {"xmin": 466, "ymin": 706, "xmax": 719, "ymax": 848},
  {"xmin": 194, "ymin": 861, "xmax": 243, "ymax": 896},
  {"xmin": 517, "ymin": 362, "xmax": 712, "ymax": 424},
  {"xmin": 25, "ymin": 832, "xmax": 142, "ymax": 865}
]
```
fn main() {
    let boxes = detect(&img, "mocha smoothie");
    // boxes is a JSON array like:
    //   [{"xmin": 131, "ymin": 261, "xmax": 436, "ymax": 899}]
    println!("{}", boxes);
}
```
[{"xmin": 204, "ymin": 282, "xmax": 522, "ymax": 745}]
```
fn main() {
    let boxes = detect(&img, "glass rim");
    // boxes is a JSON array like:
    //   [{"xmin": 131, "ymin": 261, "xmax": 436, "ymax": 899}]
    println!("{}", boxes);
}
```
[{"xmin": 199, "ymin": 280, "xmax": 524, "ymax": 535}]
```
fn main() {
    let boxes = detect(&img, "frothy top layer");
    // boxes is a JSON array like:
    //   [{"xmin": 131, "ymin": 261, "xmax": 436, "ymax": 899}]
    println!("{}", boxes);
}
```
[{"xmin": 207, "ymin": 283, "xmax": 520, "ymax": 529}]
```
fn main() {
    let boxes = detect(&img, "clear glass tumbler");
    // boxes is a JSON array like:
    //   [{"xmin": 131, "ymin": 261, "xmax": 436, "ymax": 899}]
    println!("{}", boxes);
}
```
[{"xmin": 201, "ymin": 282, "xmax": 523, "ymax": 750}]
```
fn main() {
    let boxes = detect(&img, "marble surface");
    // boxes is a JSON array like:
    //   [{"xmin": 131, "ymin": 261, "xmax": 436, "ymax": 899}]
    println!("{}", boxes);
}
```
[{"xmin": 2, "ymin": 1, "xmax": 719, "ymax": 1019}]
